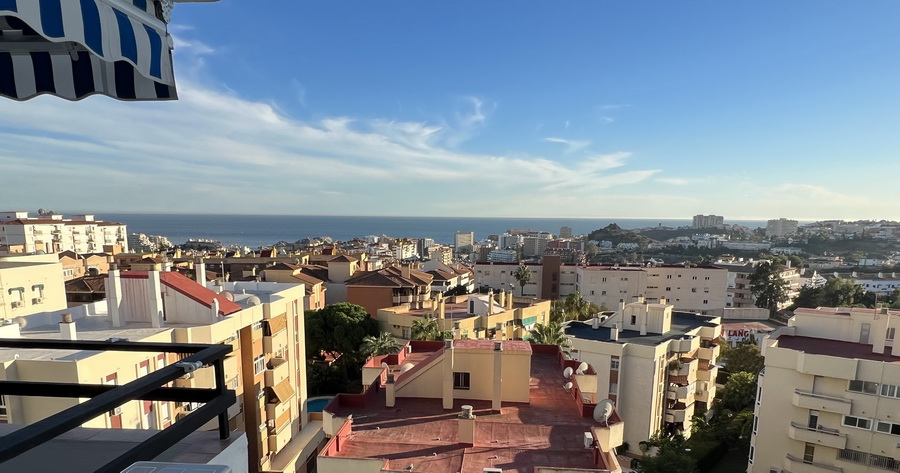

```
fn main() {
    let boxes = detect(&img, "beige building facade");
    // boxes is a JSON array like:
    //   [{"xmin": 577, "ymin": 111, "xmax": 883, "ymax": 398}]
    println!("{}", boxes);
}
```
[
  {"xmin": 0, "ymin": 211, "xmax": 127, "ymax": 254},
  {"xmin": 0, "ymin": 253, "xmax": 68, "ymax": 321},
  {"xmin": 567, "ymin": 298, "xmax": 722, "ymax": 454},
  {"xmin": 750, "ymin": 306, "xmax": 900, "ymax": 473}
]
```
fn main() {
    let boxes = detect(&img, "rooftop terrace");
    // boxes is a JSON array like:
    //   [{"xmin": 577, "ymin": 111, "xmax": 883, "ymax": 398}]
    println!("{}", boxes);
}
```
[
  {"xmin": 326, "ymin": 350, "xmax": 621, "ymax": 472},
  {"xmin": 776, "ymin": 335, "xmax": 900, "ymax": 364},
  {"xmin": 566, "ymin": 312, "xmax": 719, "ymax": 347}
]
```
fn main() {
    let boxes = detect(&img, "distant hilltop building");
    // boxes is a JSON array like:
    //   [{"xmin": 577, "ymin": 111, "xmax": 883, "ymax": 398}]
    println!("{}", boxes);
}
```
[
  {"xmin": 692, "ymin": 214, "xmax": 724, "ymax": 228},
  {"xmin": 0, "ymin": 211, "xmax": 127, "ymax": 254},
  {"xmin": 766, "ymin": 218, "xmax": 799, "ymax": 237}
]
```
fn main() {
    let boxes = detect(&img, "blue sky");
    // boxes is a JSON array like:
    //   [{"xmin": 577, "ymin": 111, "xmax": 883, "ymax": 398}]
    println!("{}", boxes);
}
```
[{"xmin": 1, "ymin": 1, "xmax": 898, "ymax": 220}]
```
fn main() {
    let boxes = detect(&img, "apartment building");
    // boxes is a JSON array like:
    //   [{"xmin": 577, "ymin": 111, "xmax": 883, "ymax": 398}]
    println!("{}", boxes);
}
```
[
  {"xmin": 427, "ymin": 244, "xmax": 453, "ymax": 265},
  {"xmin": 643, "ymin": 265, "xmax": 729, "ymax": 315},
  {"xmin": 767, "ymin": 218, "xmax": 799, "ymax": 237},
  {"xmin": 0, "ymin": 212, "xmax": 128, "ymax": 254},
  {"xmin": 318, "ymin": 340, "xmax": 625, "ymax": 472},
  {"xmin": 749, "ymin": 306, "xmax": 900, "ymax": 473},
  {"xmin": 566, "ymin": 298, "xmax": 722, "ymax": 453},
  {"xmin": 261, "ymin": 262, "xmax": 327, "ymax": 311},
  {"xmin": 0, "ymin": 253, "xmax": 68, "ymax": 320},
  {"xmin": 693, "ymin": 214, "xmax": 725, "ymax": 228},
  {"xmin": 714, "ymin": 258, "xmax": 801, "ymax": 310},
  {"xmin": 454, "ymin": 231, "xmax": 474, "ymax": 253},
  {"xmin": 474, "ymin": 262, "xmax": 542, "ymax": 297},
  {"xmin": 377, "ymin": 290, "xmax": 550, "ymax": 341},
  {"xmin": 0, "ymin": 264, "xmax": 319, "ymax": 473},
  {"xmin": 58, "ymin": 251, "xmax": 111, "ymax": 280},
  {"xmin": 344, "ymin": 264, "xmax": 433, "ymax": 317}
]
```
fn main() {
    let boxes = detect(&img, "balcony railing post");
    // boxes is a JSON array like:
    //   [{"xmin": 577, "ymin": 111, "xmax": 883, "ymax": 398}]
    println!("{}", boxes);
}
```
[{"xmin": 213, "ymin": 358, "xmax": 229, "ymax": 440}]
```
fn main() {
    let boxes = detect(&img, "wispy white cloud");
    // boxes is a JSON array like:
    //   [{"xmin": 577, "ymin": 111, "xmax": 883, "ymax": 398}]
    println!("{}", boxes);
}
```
[
  {"xmin": 543, "ymin": 137, "xmax": 591, "ymax": 154},
  {"xmin": 655, "ymin": 177, "xmax": 691, "ymax": 186}
]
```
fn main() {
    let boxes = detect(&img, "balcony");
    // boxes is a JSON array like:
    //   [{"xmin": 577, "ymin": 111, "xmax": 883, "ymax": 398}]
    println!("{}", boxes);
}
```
[
  {"xmin": 785, "ymin": 453, "xmax": 843, "ymax": 473},
  {"xmin": 669, "ymin": 358, "xmax": 698, "ymax": 378},
  {"xmin": 0, "ymin": 338, "xmax": 235, "ymax": 473},
  {"xmin": 697, "ymin": 343, "xmax": 720, "ymax": 361},
  {"xmin": 268, "ymin": 421, "xmax": 293, "ymax": 453},
  {"xmin": 174, "ymin": 355, "xmax": 239, "ymax": 389},
  {"xmin": 695, "ymin": 385, "xmax": 715, "ymax": 404},
  {"xmin": 264, "ymin": 357, "xmax": 290, "ymax": 388},
  {"xmin": 793, "ymin": 390, "xmax": 852, "ymax": 415},
  {"xmin": 697, "ymin": 364, "xmax": 718, "ymax": 382},
  {"xmin": 263, "ymin": 329, "xmax": 288, "ymax": 355},
  {"xmin": 788, "ymin": 422, "xmax": 847, "ymax": 450},
  {"xmin": 667, "ymin": 402, "xmax": 693, "ymax": 423},
  {"xmin": 667, "ymin": 384, "xmax": 693, "ymax": 402}
]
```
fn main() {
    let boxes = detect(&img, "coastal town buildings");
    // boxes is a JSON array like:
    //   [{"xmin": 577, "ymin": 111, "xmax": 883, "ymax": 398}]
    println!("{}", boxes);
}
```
[
  {"xmin": 344, "ymin": 264, "xmax": 434, "ymax": 317},
  {"xmin": 318, "ymin": 340, "xmax": 625, "ymax": 472},
  {"xmin": 454, "ymin": 231, "xmax": 474, "ymax": 254},
  {"xmin": 750, "ymin": 306, "xmax": 900, "ymax": 473},
  {"xmin": 58, "ymin": 251, "xmax": 111, "ymax": 281},
  {"xmin": 714, "ymin": 258, "xmax": 802, "ymax": 312},
  {"xmin": 0, "ymin": 263, "xmax": 320, "ymax": 473},
  {"xmin": 0, "ymin": 212, "xmax": 128, "ymax": 254},
  {"xmin": 566, "ymin": 298, "xmax": 722, "ymax": 453}
]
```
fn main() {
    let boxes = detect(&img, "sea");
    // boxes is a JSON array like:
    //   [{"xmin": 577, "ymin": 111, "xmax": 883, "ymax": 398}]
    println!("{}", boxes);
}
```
[{"xmin": 100, "ymin": 213, "xmax": 770, "ymax": 249}]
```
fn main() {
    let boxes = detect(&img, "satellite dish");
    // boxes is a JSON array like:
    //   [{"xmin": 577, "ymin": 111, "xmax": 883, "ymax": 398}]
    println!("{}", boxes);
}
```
[
  {"xmin": 577, "ymin": 362, "xmax": 589, "ymax": 374},
  {"xmin": 245, "ymin": 295, "xmax": 262, "ymax": 306},
  {"xmin": 400, "ymin": 363, "xmax": 415, "ymax": 374},
  {"xmin": 593, "ymin": 399, "xmax": 615, "ymax": 424},
  {"xmin": 381, "ymin": 362, "xmax": 390, "ymax": 371},
  {"xmin": 563, "ymin": 381, "xmax": 573, "ymax": 392},
  {"xmin": 14, "ymin": 317, "xmax": 27, "ymax": 329},
  {"xmin": 221, "ymin": 290, "xmax": 235, "ymax": 301},
  {"xmin": 563, "ymin": 367, "xmax": 574, "ymax": 379}
]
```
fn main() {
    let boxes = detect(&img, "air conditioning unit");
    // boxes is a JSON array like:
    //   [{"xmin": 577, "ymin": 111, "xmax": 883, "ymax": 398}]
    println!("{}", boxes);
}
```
[
  {"xmin": 11, "ymin": 301, "xmax": 23, "ymax": 308},
  {"xmin": 32, "ymin": 297, "xmax": 43, "ymax": 305},
  {"xmin": 111, "ymin": 406, "xmax": 122, "ymax": 416}
]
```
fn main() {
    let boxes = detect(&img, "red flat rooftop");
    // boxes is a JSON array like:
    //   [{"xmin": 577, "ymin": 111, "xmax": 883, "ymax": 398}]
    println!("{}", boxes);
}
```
[
  {"xmin": 325, "ymin": 352, "xmax": 619, "ymax": 472},
  {"xmin": 777, "ymin": 335, "xmax": 900, "ymax": 364}
]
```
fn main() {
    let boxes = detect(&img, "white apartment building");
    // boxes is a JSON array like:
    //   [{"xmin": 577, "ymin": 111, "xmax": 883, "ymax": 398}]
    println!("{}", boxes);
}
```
[
  {"xmin": 567, "ymin": 298, "xmax": 722, "ymax": 454},
  {"xmin": 693, "ymin": 215, "xmax": 724, "ymax": 228},
  {"xmin": 714, "ymin": 258, "xmax": 801, "ymax": 310},
  {"xmin": 523, "ymin": 233, "xmax": 552, "ymax": 257},
  {"xmin": 750, "ymin": 306, "xmax": 900, "ymax": 473},
  {"xmin": 454, "ymin": 231, "xmax": 474, "ymax": 253},
  {"xmin": 474, "ymin": 262, "xmax": 542, "ymax": 297},
  {"xmin": 499, "ymin": 232, "xmax": 523, "ymax": 251},
  {"xmin": 767, "ymin": 218, "xmax": 799, "ymax": 238},
  {"xmin": 487, "ymin": 249, "xmax": 517, "ymax": 263},
  {"xmin": 0, "ymin": 212, "xmax": 128, "ymax": 254},
  {"xmin": 427, "ymin": 245, "xmax": 453, "ymax": 265}
]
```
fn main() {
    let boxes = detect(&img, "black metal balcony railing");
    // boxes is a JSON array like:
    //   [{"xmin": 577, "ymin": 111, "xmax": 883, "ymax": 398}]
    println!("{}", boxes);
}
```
[{"xmin": 0, "ymin": 338, "xmax": 236, "ymax": 473}]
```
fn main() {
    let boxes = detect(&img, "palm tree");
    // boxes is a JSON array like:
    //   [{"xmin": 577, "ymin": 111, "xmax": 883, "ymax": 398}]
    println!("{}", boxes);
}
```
[
  {"xmin": 360, "ymin": 332, "xmax": 401, "ymax": 357},
  {"xmin": 528, "ymin": 321, "xmax": 570, "ymax": 352},
  {"xmin": 410, "ymin": 315, "xmax": 453, "ymax": 341},
  {"xmin": 513, "ymin": 264, "xmax": 531, "ymax": 297}
]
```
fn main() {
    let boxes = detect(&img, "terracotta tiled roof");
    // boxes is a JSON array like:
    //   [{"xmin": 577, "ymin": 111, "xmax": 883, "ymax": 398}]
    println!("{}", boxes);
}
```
[
  {"xmin": 117, "ymin": 271, "xmax": 242, "ymax": 316},
  {"xmin": 345, "ymin": 265, "xmax": 433, "ymax": 288},
  {"xmin": 292, "ymin": 272, "xmax": 324, "ymax": 286},
  {"xmin": 65, "ymin": 275, "xmax": 106, "ymax": 293},
  {"xmin": 426, "ymin": 269, "xmax": 456, "ymax": 282},
  {"xmin": 330, "ymin": 254, "xmax": 358, "ymax": 263},
  {"xmin": 298, "ymin": 265, "xmax": 329, "ymax": 282},
  {"xmin": 267, "ymin": 262, "xmax": 300, "ymax": 271}
]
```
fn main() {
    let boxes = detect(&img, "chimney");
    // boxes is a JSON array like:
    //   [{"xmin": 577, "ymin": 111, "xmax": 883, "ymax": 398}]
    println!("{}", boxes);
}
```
[
  {"xmin": 386, "ymin": 374, "xmax": 396, "ymax": 407},
  {"xmin": 107, "ymin": 263, "xmax": 124, "ymax": 328},
  {"xmin": 498, "ymin": 290, "xmax": 506, "ymax": 308},
  {"xmin": 492, "ymin": 342, "xmax": 503, "ymax": 412},
  {"xmin": 610, "ymin": 324, "xmax": 619, "ymax": 342},
  {"xmin": 442, "ymin": 338, "xmax": 454, "ymax": 410},
  {"xmin": 659, "ymin": 297, "xmax": 667, "ymax": 305},
  {"xmin": 487, "ymin": 290, "xmax": 494, "ymax": 316},
  {"xmin": 592, "ymin": 315, "xmax": 600, "ymax": 330},
  {"xmin": 59, "ymin": 313, "xmax": 77, "ymax": 341},
  {"xmin": 211, "ymin": 298, "xmax": 220, "ymax": 322},
  {"xmin": 438, "ymin": 297, "xmax": 446, "ymax": 320},
  {"xmin": 618, "ymin": 299, "xmax": 625, "ymax": 313},
  {"xmin": 148, "ymin": 268, "xmax": 163, "ymax": 328},
  {"xmin": 214, "ymin": 279, "xmax": 224, "ymax": 294},
  {"xmin": 458, "ymin": 405, "xmax": 476, "ymax": 446},
  {"xmin": 640, "ymin": 301, "xmax": 649, "ymax": 336},
  {"xmin": 195, "ymin": 257, "xmax": 207, "ymax": 287},
  {"xmin": 401, "ymin": 264, "xmax": 411, "ymax": 280}
]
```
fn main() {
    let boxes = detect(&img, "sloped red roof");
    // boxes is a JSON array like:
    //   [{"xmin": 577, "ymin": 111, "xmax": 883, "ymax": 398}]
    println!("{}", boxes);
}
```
[{"xmin": 117, "ymin": 271, "xmax": 242, "ymax": 316}]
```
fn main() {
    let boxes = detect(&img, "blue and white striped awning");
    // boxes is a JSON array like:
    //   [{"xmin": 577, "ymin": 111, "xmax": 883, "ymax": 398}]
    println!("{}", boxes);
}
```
[{"xmin": 0, "ymin": 0, "xmax": 177, "ymax": 101}]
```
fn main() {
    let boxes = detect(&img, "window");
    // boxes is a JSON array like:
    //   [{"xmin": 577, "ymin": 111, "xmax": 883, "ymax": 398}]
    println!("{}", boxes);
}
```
[
  {"xmin": 692, "ymin": 276, "xmax": 698, "ymax": 280},
  {"xmin": 602, "ymin": 277, "xmax": 607, "ymax": 283},
  {"xmin": 748, "ymin": 445, "xmax": 754, "ymax": 464},
  {"xmin": 876, "ymin": 421, "xmax": 900, "ymax": 436},
  {"xmin": 253, "ymin": 355, "xmax": 266, "ymax": 375},
  {"xmin": 756, "ymin": 385, "xmax": 762, "ymax": 405},
  {"xmin": 843, "ymin": 415, "xmax": 872, "ymax": 430},
  {"xmin": 609, "ymin": 383, "xmax": 618, "ymax": 395},
  {"xmin": 453, "ymin": 372, "xmax": 470, "ymax": 390},
  {"xmin": 705, "ymin": 276, "xmax": 710, "ymax": 280},
  {"xmin": 159, "ymin": 402, "xmax": 170, "ymax": 423},
  {"xmin": 665, "ymin": 287, "xmax": 671, "ymax": 292},
  {"xmin": 803, "ymin": 443, "xmax": 815, "ymax": 463},
  {"xmin": 848, "ymin": 380, "xmax": 878, "ymax": 394},
  {"xmin": 63, "ymin": 268, "xmax": 74, "ymax": 277},
  {"xmin": 601, "ymin": 290, "xmax": 607, "ymax": 295},
  {"xmin": 666, "ymin": 275, "xmax": 672, "ymax": 279},
  {"xmin": 0, "ymin": 395, "xmax": 7, "ymax": 419},
  {"xmin": 610, "ymin": 359, "xmax": 619, "ymax": 370},
  {"xmin": 881, "ymin": 384, "xmax": 900, "ymax": 398},
  {"xmin": 590, "ymin": 290, "xmax": 595, "ymax": 295},
  {"xmin": 887, "ymin": 327, "xmax": 896, "ymax": 341},
  {"xmin": 252, "ymin": 321, "xmax": 263, "ymax": 332},
  {"xmin": 630, "ymin": 315, "xmax": 637, "ymax": 325},
  {"xmin": 691, "ymin": 288, "xmax": 697, "ymax": 293},
  {"xmin": 753, "ymin": 415, "xmax": 758, "ymax": 435}
]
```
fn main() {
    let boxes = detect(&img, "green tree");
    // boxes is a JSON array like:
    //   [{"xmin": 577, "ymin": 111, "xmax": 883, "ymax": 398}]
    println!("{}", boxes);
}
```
[
  {"xmin": 721, "ymin": 371, "xmax": 758, "ymax": 411},
  {"xmin": 445, "ymin": 284, "xmax": 470, "ymax": 296},
  {"xmin": 791, "ymin": 285, "xmax": 826, "ymax": 310},
  {"xmin": 306, "ymin": 303, "xmax": 379, "ymax": 362},
  {"xmin": 822, "ymin": 278, "xmax": 865, "ymax": 307},
  {"xmin": 360, "ymin": 332, "xmax": 401, "ymax": 357},
  {"xmin": 749, "ymin": 261, "xmax": 790, "ymax": 317},
  {"xmin": 528, "ymin": 321, "xmax": 571, "ymax": 353},
  {"xmin": 635, "ymin": 432, "xmax": 699, "ymax": 473},
  {"xmin": 411, "ymin": 314, "xmax": 453, "ymax": 341},
  {"xmin": 721, "ymin": 340, "xmax": 764, "ymax": 375},
  {"xmin": 513, "ymin": 264, "xmax": 532, "ymax": 296}
]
